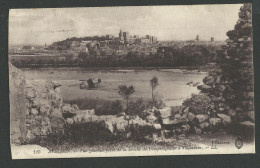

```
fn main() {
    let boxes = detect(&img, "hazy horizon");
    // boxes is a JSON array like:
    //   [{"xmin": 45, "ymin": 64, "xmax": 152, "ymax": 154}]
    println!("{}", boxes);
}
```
[{"xmin": 9, "ymin": 4, "xmax": 242, "ymax": 45}]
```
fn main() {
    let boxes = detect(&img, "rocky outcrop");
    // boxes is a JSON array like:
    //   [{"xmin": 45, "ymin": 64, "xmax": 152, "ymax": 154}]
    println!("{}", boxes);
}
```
[
  {"xmin": 25, "ymin": 80, "xmax": 64, "ymax": 142},
  {"xmin": 64, "ymin": 108, "xmax": 157, "ymax": 140},
  {"xmin": 196, "ymin": 4, "xmax": 254, "ymax": 127},
  {"xmin": 154, "ymin": 94, "xmax": 227, "ymax": 136}
]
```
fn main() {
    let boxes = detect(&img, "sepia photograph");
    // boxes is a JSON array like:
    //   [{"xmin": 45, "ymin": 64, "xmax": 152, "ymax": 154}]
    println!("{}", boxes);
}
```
[{"xmin": 9, "ymin": 3, "xmax": 254, "ymax": 159}]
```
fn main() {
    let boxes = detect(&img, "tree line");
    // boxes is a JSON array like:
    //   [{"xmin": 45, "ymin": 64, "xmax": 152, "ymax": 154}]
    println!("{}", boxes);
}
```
[{"xmin": 10, "ymin": 44, "xmax": 219, "ymax": 68}]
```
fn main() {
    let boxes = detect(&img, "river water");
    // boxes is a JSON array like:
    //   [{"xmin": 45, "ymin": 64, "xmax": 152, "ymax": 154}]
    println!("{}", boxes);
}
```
[{"xmin": 23, "ymin": 68, "xmax": 207, "ymax": 107}]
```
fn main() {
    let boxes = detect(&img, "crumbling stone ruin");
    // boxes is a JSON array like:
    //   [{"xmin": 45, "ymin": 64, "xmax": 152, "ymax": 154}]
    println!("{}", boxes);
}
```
[
  {"xmin": 183, "ymin": 4, "xmax": 253, "ymax": 137},
  {"xmin": 9, "ymin": 63, "xmax": 26, "ymax": 144},
  {"xmin": 25, "ymin": 80, "xmax": 65, "ymax": 143},
  {"xmin": 198, "ymin": 4, "xmax": 253, "ymax": 125}
]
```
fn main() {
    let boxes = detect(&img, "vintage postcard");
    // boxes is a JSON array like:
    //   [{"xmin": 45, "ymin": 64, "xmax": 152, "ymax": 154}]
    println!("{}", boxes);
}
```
[{"xmin": 9, "ymin": 4, "xmax": 254, "ymax": 159}]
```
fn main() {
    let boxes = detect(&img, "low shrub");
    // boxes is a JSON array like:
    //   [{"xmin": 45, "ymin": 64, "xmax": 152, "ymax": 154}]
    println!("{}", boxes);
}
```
[
  {"xmin": 65, "ymin": 122, "xmax": 115, "ymax": 145},
  {"xmin": 65, "ymin": 97, "xmax": 165, "ymax": 116},
  {"xmin": 129, "ymin": 124, "xmax": 156, "ymax": 142},
  {"xmin": 64, "ymin": 98, "xmax": 123, "ymax": 115},
  {"xmin": 127, "ymin": 98, "xmax": 146, "ymax": 116},
  {"xmin": 146, "ymin": 99, "xmax": 166, "ymax": 109}
]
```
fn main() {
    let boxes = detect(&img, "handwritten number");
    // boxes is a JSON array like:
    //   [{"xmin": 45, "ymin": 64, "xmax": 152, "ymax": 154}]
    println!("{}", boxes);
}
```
[{"xmin": 33, "ymin": 150, "xmax": 41, "ymax": 154}]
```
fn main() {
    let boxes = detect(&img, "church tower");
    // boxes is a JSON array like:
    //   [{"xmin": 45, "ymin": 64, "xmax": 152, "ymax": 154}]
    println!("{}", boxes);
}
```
[{"xmin": 119, "ymin": 29, "xmax": 123, "ymax": 40}]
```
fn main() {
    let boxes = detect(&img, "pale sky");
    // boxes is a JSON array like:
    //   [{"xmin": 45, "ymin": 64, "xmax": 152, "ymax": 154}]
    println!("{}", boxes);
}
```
[{"xmin": 9, "ymin": 4, "xmax": 242, "ymax": 45}]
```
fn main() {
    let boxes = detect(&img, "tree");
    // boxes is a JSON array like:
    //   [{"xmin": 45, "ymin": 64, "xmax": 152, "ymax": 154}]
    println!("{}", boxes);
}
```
[
  {"xmin": 150, "ymin": 76, "xmax": 159, "ymax": 104},
  {"xmin": 118, "ymin": 85, "xmax": 135, "ymax": 113}
]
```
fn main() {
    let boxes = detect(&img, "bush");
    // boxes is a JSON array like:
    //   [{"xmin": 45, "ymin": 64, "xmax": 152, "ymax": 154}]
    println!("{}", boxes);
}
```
[
  {"xmin": 127, "ymin": 98, "xmax": 166, "ymax": 117},
  {"xmin": 146, "ymin": 99, "xmax": 166, "ymax": 109},
  {"xmin": 182, "ymin": 93, "xmax": 212, "ymax": 114},
  {"xmin": 87, "ymin": 79, "xmax": 95, "ymax": 88},
  {"xmin": 127, "ymin": 98, "xmax": 146, "ymax": 116},
  {"xmin": 65, "ymin": 122, "xmax": 115, "ymax": 145},
  {"xmin": 64, "ymin": 98, "xmax": 123, "ymax": 115},
  {"xmin": 65, "ymin": 97, "xmax": 165, "ymax": 116},
  {"xmin": 129, "ymin": 124, "xmax": 156, "ymax": 142},
  {"xmin": 95, "ymin": 100, "xmax": 123, "ymax": 115}
]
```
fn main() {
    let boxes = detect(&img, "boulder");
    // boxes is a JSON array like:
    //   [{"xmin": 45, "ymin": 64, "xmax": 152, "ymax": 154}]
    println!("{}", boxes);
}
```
[
  {"xmin": 66, "ymin": 118, "xmax": 74, "ymax": 124},
  {"xmin": 153, "ymin": 124, "xmax": 162, "ymax": 130},
  {"xmin": 200, "ymin": 122, "xmax": 209, "ymax": 129},
  {"xmin": 73, "ymin": 115, "xmax": 85, "ymax": 123},
  {"xmin": 193, "ymin": 82, "xmax": 201, "ymax": 87},
  {"xmin": 162, "ymin": 117, "xmax": 187, "ymax": 125},
  {"xmin": 72, "ymin": 104, "xmax": 79, "ymax": 111},
  {"xmin": 51, "ymin": 81, "xmax": 62, "ymax": 89},
  {"xmin": 39, "ymin": 101, "xmax": 51, "ymax": 115},
  {"xmin": 195, "ymin": 127, "xmax": 202, "ymax": 134},
  {"xmin": 187, "ymin": 112, "xmax": 196, "ymax": 121},
  {"xmin": 183, "ymin": 94, "xmax": 211, "ymax": 114},
  {"xmin": 117, "ymin": 112, "xmax": 126, "ymax": 117},
  {"xmin": 228, "ymin": 109, "xmax": 236, "ymax": 117},
  {"xmin": 247, "ymin": 111, "xmax": 254, "ymax": 121},
  {"xmin": 218, "ymin": 85, "xmax": 226, "ymax": 92},
  {"xmin": 31, "ymin": 127, "xmax": 41, "ymax": 136},
  {"xmin": 50, "ymin": 109, "xmax": 63, "ymax": 119},
  {"xmin": 78, "ymin": 109, "xmax": 95, "ymax": 116},
  {"xmin": 196, "ymin": 114, "xmax": 208, "ymax": 123},
  {"xmin": 247, "ymin": 92, "xmax": 254, "ymax": 99},
  {"xmin": 197, "ymin": 85, "xmax": 212, "ymax": 93},
  {"xmin": 79, "ymin": 82, "xmax": 88, "ymax": 89},
  {"xmin": 62, "ymin": 104, "xmax": 78, "ymax": 118},
  {"xmin": 171, "ymin": 106, "xmax": 182, "ymax": 113},
  {"xmin": 146, "ymin": 114, "xmax": 157, "ymax": 123},
  {"xmin": 174, "ymin": 114, "xmax": 181, "ymax": 120},
  {"xmin": 40, "ymin": 125, "xmax": 51, "ymax": 136},
  {"xmin": 217, "ymin": 113, "xmax": 231, "ymax": 124},
  {"xmin": 181, "ymin": 124, "xmax": 190, "ymax": 133},
  {"xmin": 209, "ymin": 117, "xmax": 222, "ymax": 126},
  {"xmin": 31, "ymin": 108, "xmax": 38, "ymax": 116},
  {"xmin": 162, "ymin": 117, "xmax": 171, "ymax": 125},
  {"xmin": 203, "ymin": 76, "xmax": 215, "ymax": 86},
  {"xmin": 239, "ymin": 120, "xmax": 254, "ymax": 126},
  {"xmin": 159, "ymin": 107, "xmax": 172, "ymax": 118},
  {"xmin": 182, "ymin": 107, "xmax": 189, "ymax": 114},
  {"xmin": 41, "ymin": 117, "xmax": 51, "ymax": 126},
  {"xmin": 26, "ymin": 85, "xmax": 37, "ymax": 99}
]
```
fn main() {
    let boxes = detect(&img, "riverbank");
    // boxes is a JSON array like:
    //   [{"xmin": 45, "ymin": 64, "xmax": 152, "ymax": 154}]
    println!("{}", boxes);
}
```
[{"xmin": 20, "ymin": 64, "xmax": 211, "ymax": 71}]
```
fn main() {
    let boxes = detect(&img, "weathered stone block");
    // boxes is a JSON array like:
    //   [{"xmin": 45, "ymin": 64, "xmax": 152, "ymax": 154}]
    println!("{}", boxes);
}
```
[
  {"xmin": 159, "ymin": 107, "xmax": 172, "ymax": 119},
  {"xmin": 196, "ymin": 114, "xmax": 208, "ymax": 123},
  {"xmin": 187, "ymin": 112, "xmax": 196, "ymax": 121},
  {"xmin": 209, "ymin": 117, "xmax": 221, "ymax": 126},
  {"xmin": 217, "ymin": 113, "xmax": 231, "ymax": 124}
]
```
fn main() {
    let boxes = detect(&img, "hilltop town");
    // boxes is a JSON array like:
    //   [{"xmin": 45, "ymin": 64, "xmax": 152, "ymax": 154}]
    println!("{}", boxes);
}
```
[{"xmin": 9, "ymin": 29, "xmax": 225, "ymax": 68}]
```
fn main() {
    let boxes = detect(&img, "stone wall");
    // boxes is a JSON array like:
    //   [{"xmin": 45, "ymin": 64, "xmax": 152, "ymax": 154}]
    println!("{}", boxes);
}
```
[{"xmin": 9, "ymin": 63, "xmax": 26, "ymax": 144}]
